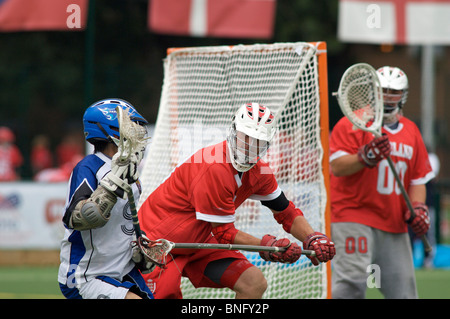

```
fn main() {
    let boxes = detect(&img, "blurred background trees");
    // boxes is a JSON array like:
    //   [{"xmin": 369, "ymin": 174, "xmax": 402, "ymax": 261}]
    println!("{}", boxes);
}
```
[
  {"xmin": 1, "ymin": 0, "xmax": 448, "ymax": 184},
  {"xmin": 0, "ymin": 0, "xmax": 349, "ymax": 178}
]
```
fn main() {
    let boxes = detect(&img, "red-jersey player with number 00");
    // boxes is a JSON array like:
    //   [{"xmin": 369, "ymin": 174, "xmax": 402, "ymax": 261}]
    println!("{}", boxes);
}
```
[
  {"xmin": 138, "ymin": 102, "xmax": 335, "ymax": 299},
  {"xmin": 330, "ymin": 66, "xmax": 435, "ymax": 299}
]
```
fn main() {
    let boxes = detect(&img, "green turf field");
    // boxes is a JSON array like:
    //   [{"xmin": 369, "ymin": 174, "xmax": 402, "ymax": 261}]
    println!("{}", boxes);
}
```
[
  {"xmin": 0, "ymin": 266, "xmax": 449, "ymax": 299},
  {"xmin": 0, "ymin": 266, "xmax": 63, "ymax": 299},
  {"xmin": 365, "ymin": 268, "xmax": 450, "ymax": 299}
]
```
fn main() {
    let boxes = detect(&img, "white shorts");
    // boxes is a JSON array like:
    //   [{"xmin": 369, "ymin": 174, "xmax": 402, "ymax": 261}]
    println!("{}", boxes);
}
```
[
  {"xmin": 59, "ymin": 267, "xmax": 153, "ymax": 299},
  {"xmin": 78, "ymin": 277, "xmax": 130, "ymax": 299}
]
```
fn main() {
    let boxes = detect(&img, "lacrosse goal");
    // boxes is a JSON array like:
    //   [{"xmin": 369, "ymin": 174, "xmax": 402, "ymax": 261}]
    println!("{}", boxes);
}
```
[{"xmin": 138, "ymin": 42, "xmax": 331, "ymax": 299}]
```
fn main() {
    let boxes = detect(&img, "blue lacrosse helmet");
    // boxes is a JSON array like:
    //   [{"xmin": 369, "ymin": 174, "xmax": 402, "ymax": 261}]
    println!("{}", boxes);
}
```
[{"xmin": 83, "ymin": 98, "xmax": 148, "ymax": 144}]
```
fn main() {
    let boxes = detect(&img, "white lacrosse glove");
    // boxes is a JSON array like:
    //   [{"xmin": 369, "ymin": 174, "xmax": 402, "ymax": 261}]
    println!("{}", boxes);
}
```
[
  {"xmin": 100, "ymin": 152, "xmax": 140, "ymax": 199},
  {"xmin": 131, "ymin": 233, "xmax": 157, "ymax": 274}
]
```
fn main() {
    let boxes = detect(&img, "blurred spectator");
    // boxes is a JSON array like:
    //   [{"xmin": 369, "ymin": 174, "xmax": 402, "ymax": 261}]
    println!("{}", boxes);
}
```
[
  {"xmin": 30, "ymin": 134, "xmax": 53, "ymax": 177},
  {"xmin": 0, "ymin": 126, "xmax": 23, "ymax": 181},
  {"xmin": 56, "ymin": 132, "xmax": 84, "ymax": 167},
  {"xmin": 34, "ymin": 154, "xmax": 83, "ymax": 182}
]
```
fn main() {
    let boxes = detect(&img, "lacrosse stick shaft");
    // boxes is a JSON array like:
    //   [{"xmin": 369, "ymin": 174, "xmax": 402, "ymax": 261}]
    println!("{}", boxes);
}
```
[
  {"xmin": 171, "ymin": 242, "xmax": 316, "ymax": 257},
  {"xmin": 125, "ymin": 185, "xmax": 143, "ymax": 239},
  {"xmin": 114, "ymin": 105, "xmax": 149, "ymax": 240},
  {"xmin": 372, "ymin": 131, "xmax": 432, "ymax": 253}
]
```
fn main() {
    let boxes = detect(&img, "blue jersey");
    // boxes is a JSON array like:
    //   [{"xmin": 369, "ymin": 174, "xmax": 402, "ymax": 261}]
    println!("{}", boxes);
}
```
[{"xmin": 58, "ymin": 152, "xmax": 140, "ymax": 287}]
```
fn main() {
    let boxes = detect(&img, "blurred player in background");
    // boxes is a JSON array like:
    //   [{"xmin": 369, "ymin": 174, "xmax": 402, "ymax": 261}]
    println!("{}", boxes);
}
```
[
  {"xmin": 329, "ymin": 66, "xmax": 435, "ymax": 298},
  {"xmin": 30, "ymin": 134, "xmax": 53, "ymax": 177},
  {"xmin": 0, "ymin": 126, "xmax": 23, "ymax": 181},
  {"xmin": 58, "ymin": 99, "xmax": 154, "ymax": 299},
  {"xmin": 138, "ymin": 102, "xmax": 335, "ymax": 299}
]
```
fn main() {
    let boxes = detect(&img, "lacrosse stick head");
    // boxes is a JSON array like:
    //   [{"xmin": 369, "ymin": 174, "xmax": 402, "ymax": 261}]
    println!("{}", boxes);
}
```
[
  {"xmin": 114, "ymin": 105, "xmax": 150, "ymax": 164},
  {"xmin": 335, "ymin": 63, "xmax": 384, "ymax": 136},
  {"xmin": 136, "ymin": 238, "xmax": 174, "ymax": 268}
]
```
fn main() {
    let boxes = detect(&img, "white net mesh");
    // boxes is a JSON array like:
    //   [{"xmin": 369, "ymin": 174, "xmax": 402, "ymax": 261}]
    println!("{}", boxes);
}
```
[
  {"xmin": 336, "ymin": 63, "xmax": 383, "ymax": 134},
  {"xmin": 138, "ymin": 42, "xmax": 329, "ymax": 299},
  {"xmin": 116, "ymin": 106, "xmax": 148, "ymax": 162}
]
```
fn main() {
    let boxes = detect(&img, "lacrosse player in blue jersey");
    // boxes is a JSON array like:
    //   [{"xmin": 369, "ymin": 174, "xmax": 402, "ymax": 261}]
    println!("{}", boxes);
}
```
[{"xmin": 58, "ymin": 99, "xmax": 154, "ymax": 299}]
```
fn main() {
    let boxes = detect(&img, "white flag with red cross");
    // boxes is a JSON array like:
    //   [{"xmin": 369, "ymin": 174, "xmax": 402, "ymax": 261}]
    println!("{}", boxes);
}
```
[
  {"xmin": 148, "ymin": 0, "xmax": 276, "ymax": 39},
  {"xmin": 338, "ymin": 0, "xmax": 450, "ymax": 45}
]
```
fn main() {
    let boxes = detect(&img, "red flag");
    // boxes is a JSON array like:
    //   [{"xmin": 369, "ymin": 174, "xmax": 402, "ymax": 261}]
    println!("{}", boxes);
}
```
[
  {"xmin": 0, "ymin": 0, "xmax": 88, "ymax": 32},
  {"xmin": 338, "ymin": 0, "xmax": 450, "ymax": 45},
  {"xmin": 148, "ymin": 0, "xmax": 276, "ymax": 39}
]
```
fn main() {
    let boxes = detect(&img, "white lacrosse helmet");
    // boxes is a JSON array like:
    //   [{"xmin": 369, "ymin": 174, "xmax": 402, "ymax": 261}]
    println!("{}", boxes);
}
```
[
  {"xmin": 376, "ymin": 66, "xmax": 409, "ymax": 124},
  {"xmin": 226, "ymin": 103, "xmax": 277, "ymax": 172}
]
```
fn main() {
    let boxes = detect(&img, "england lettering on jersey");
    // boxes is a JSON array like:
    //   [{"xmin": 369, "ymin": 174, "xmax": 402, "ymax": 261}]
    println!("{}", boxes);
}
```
[
  {"xmin": 58, "ymin": 152, "xmax": 139, "ymax": 288},
  {"xmin": 390, "ymin": 141, "xmax": 413, "ymax": 160},
  {"xmin": 329, "ymin": 117, "xmax": 435, "ymax": 233}
]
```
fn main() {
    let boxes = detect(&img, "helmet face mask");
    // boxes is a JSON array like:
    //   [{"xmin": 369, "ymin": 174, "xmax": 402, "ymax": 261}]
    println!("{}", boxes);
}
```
[
  {"xmin": 83, "ymin": 98, "xmax": 148, "ymax": 145},
  {"xmin": 376, "ymin": 66, "xmax": 409, "ymax": 125},
  {"xmin": 227, "ymin": 127, "xmax": 270, "ymax": 172},
  {"xmin": 227, "ymin": 103, "xmax": 276, "ymax": 172},
  {"xmin": 382, "ymin": 88, "xmax": 404, "ymax": 119}
]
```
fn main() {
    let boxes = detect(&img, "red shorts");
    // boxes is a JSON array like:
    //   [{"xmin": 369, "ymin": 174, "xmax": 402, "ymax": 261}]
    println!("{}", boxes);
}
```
[{"xmin": 141, "ymin": 246, "xmax": 254, "ymax": 299}]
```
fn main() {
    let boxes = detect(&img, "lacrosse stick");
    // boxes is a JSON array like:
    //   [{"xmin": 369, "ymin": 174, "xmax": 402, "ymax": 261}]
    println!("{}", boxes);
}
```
[
  {"xmin": 334, "ymin": 63, "xmax": 432, "ymax": 253},
  {"xmin": 114, "ymin": 106, "xmax": 148, "ymax": 235},
  {"xmin": 113, "ymin": 106, "xmax": 164, "ymax": 266},
  {"xmin": 133, "ymin": 239, "xmax": 316, "ymax": 268},
  {"xmin": 169, "ymin": 241, "xmax": 316, "ymax": 256}
]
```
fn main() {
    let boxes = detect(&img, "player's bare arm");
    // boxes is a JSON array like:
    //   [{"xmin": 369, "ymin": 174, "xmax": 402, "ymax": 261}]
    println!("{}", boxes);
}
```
[
  {"xmin": 408, "ymin": 184, "xmax": 426, "ymax": 203},
  {"xmin": 262, "ymin": 191, "xmax": 335, "ymax": 265},
  {"xmin": 272, "ymin": 208, "xmax": 335, "ymax": 266},
  {"xmin": 279, "ymin": 214, "xmax": 314, "ymax": 242},
  {"xmin": 331, "ymin": 134, "xmax": 391, "ymax": 177},
  {"xmin": 330, "ymin": 154, "xmax": 364, "ymax": 176}
]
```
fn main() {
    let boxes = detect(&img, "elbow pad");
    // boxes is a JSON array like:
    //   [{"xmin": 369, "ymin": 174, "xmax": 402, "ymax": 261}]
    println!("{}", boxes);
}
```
[
  {"xmin": 273, "ymin": 201, "xmax": 303, "ymax": 233},
  {"xmin": 211, "ymin": 223, "xmax": 239, "ymax": 244},
  {"xmin": 69, "ymin": 186, "xmax": 117, "ymax": 230}
]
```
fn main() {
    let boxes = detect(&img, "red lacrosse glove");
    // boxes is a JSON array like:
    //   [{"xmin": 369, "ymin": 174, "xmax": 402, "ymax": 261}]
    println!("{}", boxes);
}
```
[
  {"xmin": 404, "ymin": 201, "xmax": 430, "ymax": 237},
  {"xmin": 303, "ymin": 232, "xmax": 336, "ymax": 266},
  {"xmin": 259, "ymin": 234, "xmax": 301, "ymax": 264},
  {"xmin": 357, "ymin": 134, "xmax": 391, "ymax": 168}
]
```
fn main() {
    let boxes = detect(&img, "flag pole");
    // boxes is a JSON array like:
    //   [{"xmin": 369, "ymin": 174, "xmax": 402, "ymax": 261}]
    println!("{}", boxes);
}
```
[
  {"xmin": 84, "ymin": 0, "xmax": 96, "ymax": 107},
  {"xmin": 421, "ymin": 44, "xmax": 436, "ymax": 152}
]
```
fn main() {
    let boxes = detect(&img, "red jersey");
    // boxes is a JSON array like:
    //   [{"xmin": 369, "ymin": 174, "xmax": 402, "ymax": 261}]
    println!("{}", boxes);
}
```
[
  {"xmin": 139, "ymin": 141, "xmax": 280, "ymax": 245},
  {"xmin": 329, "ymin": 116, "xmax": 434, "ymax": 233}
]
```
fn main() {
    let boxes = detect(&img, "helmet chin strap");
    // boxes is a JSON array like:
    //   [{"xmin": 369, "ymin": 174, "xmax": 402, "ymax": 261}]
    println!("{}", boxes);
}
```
[
  {"xmin": 383, "ymin": 106, "xmax": 401, "ymax": 127},
  {"xmin": 96, "ymin": 122, "xmax": 117, "ymax": 145}
]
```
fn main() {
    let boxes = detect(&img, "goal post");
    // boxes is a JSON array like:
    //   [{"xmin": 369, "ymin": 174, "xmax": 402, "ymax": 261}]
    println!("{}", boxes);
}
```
[{"xmin": 138, "ymin": 42, "xmax": 331, "ymax": 299}]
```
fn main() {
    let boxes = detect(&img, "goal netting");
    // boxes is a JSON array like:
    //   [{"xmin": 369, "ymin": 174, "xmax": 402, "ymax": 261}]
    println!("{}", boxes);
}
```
[{"xmin": 138, "ymin": 42, "xmax": 331, "ymax": 299}]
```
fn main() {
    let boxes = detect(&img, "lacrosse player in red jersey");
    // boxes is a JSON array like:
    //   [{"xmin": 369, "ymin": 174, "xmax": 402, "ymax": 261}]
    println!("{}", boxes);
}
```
[
  {"xmin": 329, "ymin": 66, "xmax": 435, "ymax": 299},
  {"xmin": 138, "ymin": 102, "xmax": 335, "ymax": 299}
]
